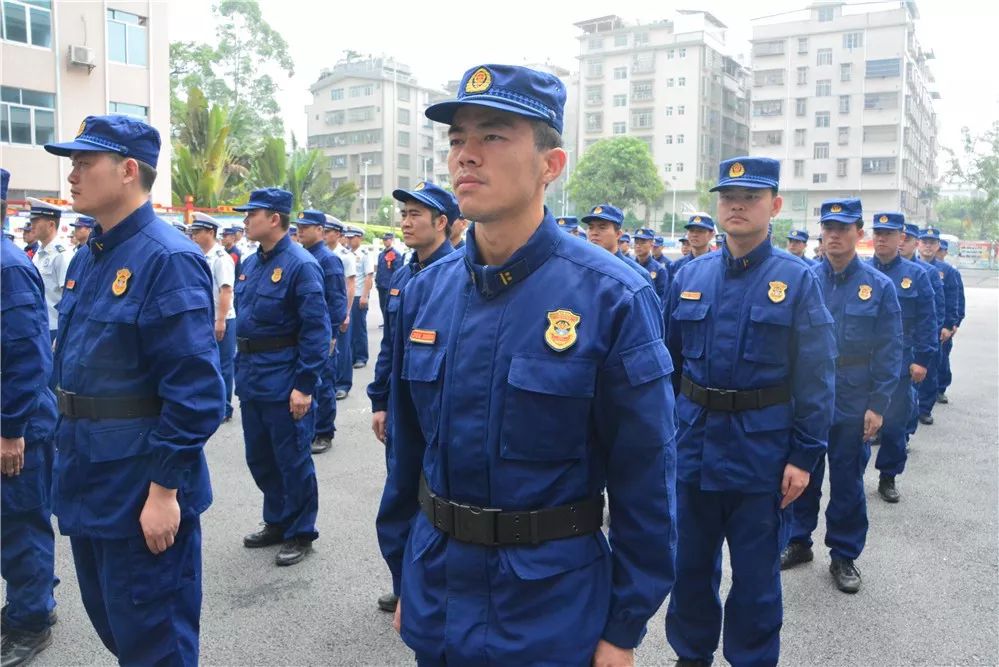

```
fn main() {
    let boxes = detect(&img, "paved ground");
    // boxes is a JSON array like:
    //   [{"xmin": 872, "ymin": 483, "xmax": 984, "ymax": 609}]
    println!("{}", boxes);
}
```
[{"xmin": 27, "ymin": 284, "xmax": 999, "ymax": 666}]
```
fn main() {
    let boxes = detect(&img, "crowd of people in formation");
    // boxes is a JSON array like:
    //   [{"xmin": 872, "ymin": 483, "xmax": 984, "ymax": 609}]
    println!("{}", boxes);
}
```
[{"xmin": 0, "ymin": 62, "xmax": 966, "ymax": 667}]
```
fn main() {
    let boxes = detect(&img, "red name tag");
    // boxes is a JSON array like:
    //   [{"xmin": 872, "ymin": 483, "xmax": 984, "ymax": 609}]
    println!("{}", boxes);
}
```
[
  {"xmin": 410, "ymin": 329, "xmax": 437, "ymax": 345},
  {"xmin": 390, "ymin": 288, "xmax": 400, "ymax": 296}
]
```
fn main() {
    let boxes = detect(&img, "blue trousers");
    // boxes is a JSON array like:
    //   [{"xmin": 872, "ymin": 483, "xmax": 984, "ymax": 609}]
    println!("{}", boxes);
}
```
[
  {"xmin": 350, "ymin": 295, "xmax": 369, "ymax": 365},
  {"xmin": 218, "ymin": 323, "xmax": 236, "ymax": 419},
  {"xmin": 377, "ymin": 286, "xmax": 389, "ymax": 329},
  {"xmin": 877, "ymin": 377, "xmax": 914, "ymax": 478},
  {"xmin": 335, "ymin": 318, "xmax": 354, "ymax": 393},
  {"xmin": 938, "ymin": 338, "xmax": 954, "ymax": 393},
  {"xmin": 314, "ymin": 339, "xmax": 338, "ymax": 439},
  {"xmin": 790, "ymin": 421, "xmax": 870, "ymax": 561},
  {"xmin": 241, "ymin": 400, "xmax": 319, "ymax": 541},
  {"xmin": 916, "ymin": 350, "xmax": 940, "ymax": 417},
  {"xmin": 665, "ymin": 484, "xmax": 789, "ymax": 667},
  {"xmin": 70, "ymin": 516, "xmax": 202, "ymax": 665}
]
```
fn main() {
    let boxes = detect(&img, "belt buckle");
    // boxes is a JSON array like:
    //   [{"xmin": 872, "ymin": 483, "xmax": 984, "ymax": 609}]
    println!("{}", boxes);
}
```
[
  {"xmin": 453, "ymin": 503, "xmax": 500, "ymax": 546},
  {"xmin": 709, "ymin": 387, "xmax": 736, "ymax": 411}
]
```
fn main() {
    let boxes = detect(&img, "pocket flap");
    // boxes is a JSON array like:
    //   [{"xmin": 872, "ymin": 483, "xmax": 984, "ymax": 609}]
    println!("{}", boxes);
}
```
[
  {"xmin": 501, "ymin": 533, "xmax": 606, "ymax": 581},
  {"xmin": 750, "ymin": 304, "xmax": 792, "ymax": 327},
  {"xmin": 673, "ymin": 301, "xmax": 710, "ymax": 321},
  {"xmin": 621, "ymin": 340, "xmax": 672, "ymax": 387},
  {"xmin": 507, "ymin": 356, "xmax": 596, "ymax": 398},
  {"xmin": 740, "ymin": 403, "xmax": 793, "ymax": 434},
  {"xmin": 88, "ymin": 421, "xmax": 156, "ymax": 463},
  {"xmin": 401, "ymin": 346, "xmax": 445, "ymax": 383},
  {"xmin": 154, "ymin": 287, "xmax": 211, "ymax": 319},
  {"xmin": 87, "ymin": 300, "xmax": 141, "ymax": 324},
  {"xmin": 845, "ymin": 302, "xmax": 878, "ymax": 317},
  {"xmin": 1, "ymin": 290, "xmax": 35, "ymax": 312}
]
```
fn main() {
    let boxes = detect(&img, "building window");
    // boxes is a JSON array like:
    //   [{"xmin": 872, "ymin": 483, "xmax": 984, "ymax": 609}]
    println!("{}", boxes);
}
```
[
  {"xmin": 839, "ymin": 95, "xmax": 851, "ymax": 114},
  {"xmin": 586, "ymin": 85, "xmax": 603, "ymax": 106},
  {"xmin": 794, "ymin": 129, "xmax": 807, "ymax": 146},
  {"xmin": 331, "ymin": 155, "xmax": 347, "ymax": 169},
  {"xmin": 753, "ymin": 40, "xmax": 785, "ymax": 57},
  {"xmin": 678, "ymin": 77, "xmax": 686, "ymax": 87},
  {"xmin": 817, "ymin": 49, "xmax": 833, "ymax": 66},
  {"xmin": 349, "ymin": 84, "xmax": 374, "ymax": 97},
  {"xmin": 667, "ymin": 78, "xmax": 674, "ymax": 87},
  {"xmin": 397, "ymin": 85, "xmax": 410, "ymax": 102},
  {"xmin": 676, "ymin": 162, "xmax": 685, "ymax": 172},
  {"xmin": 588, "ymin": 37, "xmax": 603, "ymax": 50},
  {"xmin": 1, "ymin": 86, "xmax": 55, "ymax": 145},
  {"xmin": 866, "ymin": 58, "xmax": 901, "ymax": 78},
  {"xmin": 614, "ymin": 34, "xmax": 627, "ymax": 47},
  {"xmin": 634, "ymin": 32, "xmax": 649, "ymax": 45},
  {"xmin": 109, "ymin": 101, "xmax": 148, "ymax": 121},
  {"xmin": 754, "ymin": 69, "xmax": 785, "ymax": 86},
  {"xmin": 817, "ymin": 6, "xmax": 834, "ymax": 21},
  {"xmin": 665, "ymin": 106, "xmax": 673, "ymax": 116},
  {"xmin": 613, "ymin": 94, "xmax": 627, "ymax": 107},
  {"xmin": 2, "ymin": 0, "xmax": 52, "ymax": 47},
  {"xmin": 585, "ymin": 112, "xmax": 602, "ymax": 132},
  {"xmin": 843, "ymin": 32, "xmax": 863, "ymax": 49},
  {"xmin": 107, "ymin": 9, "xmax": 147, "ymax": 66},
  {"xmin": 667, "ymin": 49, "xmax": 675, "ymax": 60},
  {"xmin": 813, "ymin": 172, "xmax": 828, "ymax": 183},
  {"xmin": 864, "ymin": 91, "xmax": 899, "ymax": 110},
  {"xmin": 331, "ymin": 88, "xmax": 344, "ymax": 101},
  {"xmin": 752, "ymin": 99, "xmax": 783, "ymax": 117},
  {"xmin": 676, "ymin": 134, "xmax": 684, "ymax": 144},
  {"xmin": 632, "ymin": 53, "xmax": 654, "ymax": 73},
  {"xmin": 632, "ymin": 109, "xmax": 654, "ymax": 129},
  {"xmin": 863, "ymin": 125, "xmax": 897, "ymax": 142},
  {"xmin": 813, "ymin": 142, "xmax": 830, "ymax": 159},
  {"xmin": 631, "ymin": 81, "xmax": 653, "ymax": 101},
  {"xmin": 614, "ymin": 66, "xmax": 627, "ymax": 80},
  {"xmin": 797, "ymin": 66, "xmax": 808, "ymax": 85},
  {"xmin": 397, "ymin": 176, "xmax": 410, "ymax": 190},
  {"xmin": 794, "ymin": 160, "xmax": 805, "ymax": 177},
  {"xmin": 863, "ymin": 157, "xmax": 897, "ymax": 174},
  {"xmin": 815, "ymin": 111, "xmax": 830, "ymax": 128},
  {"xmin": 677, "ymin": 105, "xmax": 685, "ymax": 115},
  {"xmin": 398, "ymin": 154, "xmax": 410, "ymax": 170},
  {"xmin": 837, "ymin": 158, "xmax": 849, "ymax": 177},
  {"xmin": 796, "ymin": 98, "xmax": 807, "ymax": 116},
  {"xmin": 752, "ymin": 130, "xmax": 784, "ymax": 146},
  {"xmin": 665, "ymin": 135, "xmax": 673, "ymax": 144},
  {"xmin": 612, "ymin": 122, "xmax": 626, "ymax": 135},
  {"xmin": 397, "ymin": 108, "xmax": 410, "ymax": 124},
  {"xmin": 398, "ymin": 130, "xmax": 409, "ymax": 147},
  {"xmin": 347, "ymin": 106, "xmax": 375, "ymax": 122},
  {"xmin": 816, "ymin": 79, "xmax": 832, "ymax": 96},
  {"xmin": 798, "ymin": 37, "xmax": 808, "ymax": 54},
  {"xmin": 664, "ymin": 163, "xmax": 672, "ymax": 172},
  {"xmin": 586, "ymin": 59, "xmax": 603, "ymax": 78},
  {"xmin": 838, "ymin": 126, "xmax": 850, "ymax": 145},
  {"xmin": 840, "ymin": 63, "xmax": 852, "ymax": 82}
]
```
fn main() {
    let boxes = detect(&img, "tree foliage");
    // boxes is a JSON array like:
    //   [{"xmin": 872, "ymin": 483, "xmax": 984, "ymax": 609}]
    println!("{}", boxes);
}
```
[
  {"xmin": 170, "ymin": 87, "xmax": 247, "ymax": 206},
  {"xmin": 246, "ymin": 137, "xmax": 340, "ymax": 214},
  {"xmin": 566, "ymin": 138, "xmax": 664, "ymax": 216},
  {"xmin": 945, "ymin": 121, "xmax": 999, "ymax": 240}
]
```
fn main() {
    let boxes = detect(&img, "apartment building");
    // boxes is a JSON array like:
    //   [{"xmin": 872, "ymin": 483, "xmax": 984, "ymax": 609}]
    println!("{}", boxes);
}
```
[{"xmin": 750, "ymin": 1, "xmax": 939, "ymax": 229}]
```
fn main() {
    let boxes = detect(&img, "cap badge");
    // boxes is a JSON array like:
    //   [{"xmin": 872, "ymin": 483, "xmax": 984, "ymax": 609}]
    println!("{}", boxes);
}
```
[
  {"xmin": 414, "ymin": 181, "xmax": 426, "ymax": 191},
  {"xmin": 558, "ymin": 218, "xmax": 565, "ymax": 225},
  {"xmin": 728, "ymin": 162, "xmax": 745, "ymax": 178},
  {"xmin": 858, "ymin": 284, "xmax": 872, "ymax": 301},
  {"xmin": 76, "ymin": 120, "xmax": 87, "ymax": 137},
  {"xmin": 830, "ymin": 204, "xmax": 843, "ymax": 213},
  {"xmin": 111, "ymin": 268, "xmax": 131, "ymax": 297},
  {"xmin": 768, "ymin": 280, "xmax": 787, "ymax": 304},
  {"xmin": 545, "ymin": 309, "xmax": 580, "ymax": 352},
  {"xmin": 593, "ymin": 206, "xmax": 603, "ymax": 215},
  {"xmin": 465, "ymin": 67, "xmax": 492, "ymax": 94},
  {"xmin": 693, "ymin": 216, "xmax": 702, "ymax": 223},
  {"xmin": 879, "ymin": 215, "xmax": 889, "ymax": 223}
]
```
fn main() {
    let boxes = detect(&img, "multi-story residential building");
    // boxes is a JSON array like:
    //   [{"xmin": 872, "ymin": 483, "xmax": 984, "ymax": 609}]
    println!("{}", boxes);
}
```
[
  {"xmin": 573, "ymin": 11, "xmax": 751, "ymax": 225},
  {"xmin": 2, "ymin": 0, "xmax": 171, "ymax": 205},
  {"xmin": 750, "ymin": 1, "xmax": 940, "ymax": 229},
  {"xmin": 306, "ymin": 57, "xmax": 446, "ymax": 221}
]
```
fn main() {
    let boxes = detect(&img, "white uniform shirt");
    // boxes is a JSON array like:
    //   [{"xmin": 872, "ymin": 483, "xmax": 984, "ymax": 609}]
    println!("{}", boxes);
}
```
[
  {"xmin": 335, "ymin": 244, "xmax": 357, "ymax": 278},
  {"xmin": 204, "ymin": 242, "xmax": 236, "ymax": 320},
  {"xmin": 356, "ymin": 247, "xmax": 374, "ymax": 280},
  {"xmin": 32, "ymin": 238, "xmax": 70, "ymax": 330},
  {"xmin": 236, "ymin": 236, "xmax": 258, "ymax": 259}
]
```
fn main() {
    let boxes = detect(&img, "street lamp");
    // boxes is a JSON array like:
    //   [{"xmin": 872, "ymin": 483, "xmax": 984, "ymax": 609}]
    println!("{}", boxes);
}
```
[
  {"xmin": 670, "ymin": 175, "xmax": 678, "ymax": 240},
  {"xmin": 422, "ymin": 156, "xmax": 432, "ymax": 183},
  {"xmin": 561, "ymin": 149, "xmax": 574, "ymax": 216},
  {"xmin": 362, "ymin": 159, "xmax": 372, "ymax": 226}
]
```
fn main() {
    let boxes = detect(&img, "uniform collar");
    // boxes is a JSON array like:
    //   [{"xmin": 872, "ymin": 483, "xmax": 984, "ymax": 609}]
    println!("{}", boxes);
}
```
[
  {"xmin": 871, "ymin": 253, "xmax": 901, "ymax": 271},
  {"xmin": 464, "ymin": 210, "xmax": 561, "ymax": 299},
  {"xmin": 88, "ymin": 201, "xmax": 155, "ymax": 256},
  {"xmin": 409, "ymin": 239, "xmax": 454, "ymax": 274},
  {"xmin": 636, "ymin": 255, "xmax": 656, "ymax": 269},
  {"xmin": 722, "ymin": 237, "xmax": 772, "ymax": 274},
  {"xmin": 305, "ymin": 240, "xmax": 326, "ymax": 256},
  {"xmin": 204, "ymin": 242, "xmax": 223, "ymax": 259},
  {"xmin": 819, "ymin": 253, "xmax": 863, "ymax": 283},
  {"xmin": 36, "ymin": 238, "xmax": 58, "ymax": 254},
  {"xmin": 256, "ymin": 234, "xmax": 291, "ymax": 263}
]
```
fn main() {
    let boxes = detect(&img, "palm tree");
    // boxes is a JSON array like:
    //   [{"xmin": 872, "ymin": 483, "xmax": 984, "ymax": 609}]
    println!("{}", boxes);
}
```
[
  {"xmin": 247, "ymin": 136, "xmax": 336, "ymax": 214},
  {"xmin": 171, "ymin": 87, "xmax": 247, "ymax": 207}
]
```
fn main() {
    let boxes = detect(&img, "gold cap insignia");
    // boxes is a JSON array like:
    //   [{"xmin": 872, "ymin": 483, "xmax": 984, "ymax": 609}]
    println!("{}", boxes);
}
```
[
  {"xmin": 593, "ymin": 206, "xmax": 603, "ymax": 215},
  {"xmin": 465, "ymin": 67, "xmax": 492, "ymax": 94},
  {"xmin": 544, "ymin": 309, "xmax": 581, "ymax": 352},
  {"xmin": 879, "ymin": 215, "xmax": 889, "ymax": 223},
  {"xmin": 271, "ymin": 267, "xmax": 283, "ymax": 283},
  {"xmin": 693, "ymin": 216, "xmax": 702, "ymax": 223},
  {"xmin": 111, "ymin": 268, "xmax": 131, "ymax": 297},
  {"xmin": 728, "ymin": 162, "xmax": 745, "ymax": 178},
  {"xmin": 768, "ymin": 281, "xmax": 787, "ymax": 304},
  {"xmin": 414, "ymin": 181, "xmax": 426, "ymax": 191},
  {"xmin": 299, "ymin": 211, "xmax": 305, "ymax": 218},
  {"xmin": 558, "ymin": 218, "xmax": 565, "ymax": 225},
  {"xmin": 858, "ymin": 284, "xmax": 872, "ymax": 300},
  {"xmin": 900, "ymin": 277, "xmax": 912, "ymax": 289},
  {"xmin": 77, "ymin": 120, "xmax": 87, "ymax": 137},
  {"xmin": 830, "ymin": 204, "xmax": 843, "ymax": 213}
]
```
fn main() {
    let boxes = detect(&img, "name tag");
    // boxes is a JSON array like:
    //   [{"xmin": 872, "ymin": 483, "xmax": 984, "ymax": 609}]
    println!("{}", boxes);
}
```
[
  {"xmin": 410, "ymin": 329, "xmax": 437, "ymax": 345},
  {"xmin": 389, "ymin": 288, "xmax": 400, "ymax": 296},
  {"xmin": 680, "ymin": 291, "xmax": 702, "ymax": 300}
]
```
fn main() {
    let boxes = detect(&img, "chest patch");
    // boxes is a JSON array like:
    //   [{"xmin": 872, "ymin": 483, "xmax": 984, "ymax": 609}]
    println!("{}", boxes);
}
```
[
  {"xmin": 768, "ymin": 281, "xmax": 787, "ymax": 304},
  {"xmin": 900, "ymin": 277, "xmax": 912, "ymax": 290},
  {"xmin": 111, "ymin": 268, "xmax": 131, "ymax": 297},
  {"xmin": 858, "ymin": 284, "xmax": 872, "ymax": 301},
  {"xmin": 544, "ymin": 309, "xmax": 580, "ymax": 352},
  {"xmin": 271, "ymin": 267, "xmax": 283, "ymax": 283}
]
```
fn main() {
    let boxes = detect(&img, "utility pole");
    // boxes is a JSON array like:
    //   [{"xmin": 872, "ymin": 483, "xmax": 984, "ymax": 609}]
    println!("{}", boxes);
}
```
[{"xmin": 362, "ymin": 159, "xmax": 371, "ymax": 226}]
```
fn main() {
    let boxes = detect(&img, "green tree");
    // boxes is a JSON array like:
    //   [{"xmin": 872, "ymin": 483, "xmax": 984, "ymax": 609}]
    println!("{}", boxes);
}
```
[
  {"xmin": 246, "ymin": 137, "xmax": 334, "ymax": 214},
  {"xmin": 936, "ymin": 196, "xmax": 991, "ymax": 238},
  {"xmin": 946, "ymin": 121, "xmax": 999, "ymax": 240},
  {"xmin": 375, "ymin": 196, "xmax": 396, "ymax": 225},
  {"xmin": 566, "ymin": 138, "xmax": 664, "ymax": 216},
  {"xmin": 770, "ymin": 218, "xmax": 795, "ymax": 248},
  {"xmin": 695, "ymin": 179, "xmax": 715, "ymax": 213}
]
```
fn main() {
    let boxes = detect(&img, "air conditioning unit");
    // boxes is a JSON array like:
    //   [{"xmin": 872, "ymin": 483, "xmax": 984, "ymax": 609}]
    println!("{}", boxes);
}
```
[{"xmin": 69, "ymin": 45, "xmax": 96, "ymax": 72}]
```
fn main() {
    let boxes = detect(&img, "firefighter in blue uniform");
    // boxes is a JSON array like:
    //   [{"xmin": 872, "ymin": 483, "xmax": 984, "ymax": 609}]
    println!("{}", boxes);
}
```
[
  {"xmin": 786, "ymin": 228, "xmax": 815, "ymax": 265},
  {"xmin": 556, "ymin": 215, "xmax": 578, "ymax": 235},
  {"xmin": 664, "ymin": 156, "xmax": 836, "ymax": 667},
  {"xmin": 376, "ymin": 232, "xmax": 401, "ymax": 328},
  {"xmin": 915, "ymin": 227, "xmax": 958, "ymax": 424},
  {"xmin": 1, "ymin": 168, "xmax": 59, "ymax": 666},
  {"xmin": 232, "ymin": 188, "xmax": 331, "ymax": 566},
  {"xmin": 652, "ymin": 235, "xmax": 671, "ymax": 270},
  {"xmin": 668, "ymin": 214, "xmax": 715, "ymax": 281},
  {"xmin": 297, "ymin": 209, "xmax": 347, "ymax": 455},
  {"xmin": 633, "ymin": 227, "xmax": 668, "ymax": 304},
  {"xmin": 368, "ymin": 180, "xmax": 457, "ymax": 615},
  {"xmin": 934, "ymin": 238, "xmax": 964, "ymax": 404},
  {"xmin": 867, "ymin": 212, "xmax": 937, "ymax": 503},
  {"xmin": 781, "ymin": 198, "xmax": 901, "ymax": 594},
  {"xmin": 44, "ymin": 115, "xmax": 224, "ymax": 665},
  {"xmin": 378, "ymin": 64, "xmax": 677, "ymax": 666},
  {"xmin": 222, "ymin": 226, "xmax": 242, "ymax": 277},
  {"xmin": 582, "ymin": 204, "xmax": 654, "ymax": 288}
]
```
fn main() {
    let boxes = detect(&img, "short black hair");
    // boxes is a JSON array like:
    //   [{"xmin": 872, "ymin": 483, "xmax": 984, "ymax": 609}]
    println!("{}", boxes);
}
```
[
  {"xmin": 531, "ymin": 120, "xmax": 562, "ymax": 151},
  {"xmin": 274, "ymin": 212, "xmax": 290, "ymax": 230},
  {"xmin": 109, "ymin": 153, "xmax": 157, "ymax": 192}
]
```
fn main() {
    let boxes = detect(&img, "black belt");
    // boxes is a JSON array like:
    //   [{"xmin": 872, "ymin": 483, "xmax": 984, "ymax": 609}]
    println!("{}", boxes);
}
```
[
  {"xmin": 418, "ymin": 474, "xmax": 603, "ymax": 547},
  {"xmin": 836, "ymin": 354, "xmax": 869, "ymax": 368},
  {"xmin": 236, "ymin": 335, "xmax": 298, "ymax": 354},
  {"xmin": 56, "ymin": 389, "xmax": 162, "ymax": 420},
  {"xmin": 680, "ymin": 375, "xmax": 790, "ymax": 412}
]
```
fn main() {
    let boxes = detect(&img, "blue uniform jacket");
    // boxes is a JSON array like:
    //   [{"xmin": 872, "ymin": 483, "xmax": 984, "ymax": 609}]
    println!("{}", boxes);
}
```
[
  {"xmin": 615, "ymin": 250, "xmax": 653, "ymax": 288},
  {"xmin": 954, "ymin": 268, "xmax": 966, "ymax": 326},
  {"xmin": 929, "ymin": 258, "xmax": 960, "ymax": 329},
  {"xmin": 869, "ymin": 255, "xmax": 938, "ymax": 373},
  {"xmin": 811, "ymin": 256, "xmax": 902, "ymax": 422},
  {"xmin": 666, "ymin": 240, "xmax": 836, "ymax": 492},
  {"xmin": 306, "ymin": 241, "xmax": 347, "ymax": 329},
  {"xmin": 52, "ymin": 202, "xmax": 224, "ymax": 538},
  {"xmin": 668, "ymin": 253, "xmax": 693, "ymax": 283},
  {"xmin": 914, "ymin": 256, "xmax": 945, "ymax": 333},
  {"xmin": 636, "ymin": 255, "xmax": 668, "ymax": 305},
  {"xmin": 380, "ymin": 213, "xmax": 677, "ymax": 650},
  {"xmin": 234, "ymin": 235, "xmax": 331, "ymax": 400},
  {"xmin": 376, "ymin": 247, "xmax": 402, "ymax": 290},
  {"xmin": 367, "ymin": 240, "xmax": 454, "ymax": 413}
]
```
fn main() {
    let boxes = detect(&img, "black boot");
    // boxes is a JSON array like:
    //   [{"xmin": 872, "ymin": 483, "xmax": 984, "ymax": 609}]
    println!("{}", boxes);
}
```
[
  {"xmin": 243, "ymin": 523, "xmax": 284, "ymax": 548},
  {"xmin": 918, "ymin": 413, "xmax": 934, "ymax": 425},
  {"xmin": 780, "ymin": 542, "xmax": 813, "ymax": 570},
  {"xmin": 830, "ymin": 558, "xmax": 862, "ymax": 593},
  {"xmin": 311, "ymin": 436, "xmax": 332, "ymax": 454},
  {"xmin": 1, "ymin": 626, "xmax": 52, "ymax": 667},
  {"xmin": 0, "ymin": 607, "xmax": 57, "ymax": 638},
  {"xmin": 275, "ymin": 537, "xmax": 313, "ymax": 566},
  {"xmin": 377, "ymin": 592, "xmax": 399, "ymax": 613},
  {"xmin": 878, "ymin": 476, "xmax": 900, "ymax": 503},
  {"xmin": 936, "ymin": 393, "xmax": 949, "ymax": 404}
]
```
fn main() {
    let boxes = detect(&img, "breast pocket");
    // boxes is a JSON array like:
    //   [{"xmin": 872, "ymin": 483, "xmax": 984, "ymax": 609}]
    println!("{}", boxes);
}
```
[
  {"xmin": 252, "ymin": 281, "xmax": 288, "ymax": 324},
  {"xmin": 401, "ymin": 345, "xmax": 446, "ymax": 444},
  {"xmin": 744, "ymin": 304, "xmax": 792, "ymax": 365},
  {"xmin": 501, "ymin": 356, "xmax": 596, "ymax": 461},
  {"xmin": 672, "ymin": 301, "xmax": 710, "ymax": 359},
  {"xmin": 82, "ymin": 300, "xmax": 141, "ymax": 370},
  {"xmin": 843, "ymin": 302, "xmax": 878, "ymax": 344}
]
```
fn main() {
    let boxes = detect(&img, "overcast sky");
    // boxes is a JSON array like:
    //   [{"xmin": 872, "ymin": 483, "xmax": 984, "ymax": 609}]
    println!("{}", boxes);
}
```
[{"xmin": 167, "ymin": 0, "xmax": 998, "ymax": 169}]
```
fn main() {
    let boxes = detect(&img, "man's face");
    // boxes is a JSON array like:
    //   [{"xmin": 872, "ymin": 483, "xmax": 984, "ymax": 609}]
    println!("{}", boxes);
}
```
[
  {"xmin": 190, "ymin": 227, "xmax": 215, "ymax": 251},
  {"xmin": 919, "ymin": 238, "xmax": 940, "ymax": 260},
  {"xmin": 900, "ymin": 234, "xmax": 918, "ymax": 257},
  {"xmin": 67, "ymin": 152, "xmax": 130, "ymax": 216},
  {"xmin": 221, "ymin": 234, "xmax": 235, "ymax": 249},
  {"xmin": 618, "ymin": 240, "xmax": 631, "ymax": 254},
  {"xmin": 72, "ymin": 226, "xmax": 91, "ymax": 246},
  {"xmin": 450, "ymin": 217, "xmax": 469, "ymax": 243},
  {"xmin": 447, "ymin": 106, "xmax": 563, "ymax": 223},
  {"xmin": 324, "ymin": 229, "xmax": 341, "ymax": 248},
  {"xmin": 787, "ymin": 239, "xmax": 807, "ymax": 257},
  {"xmin": 685, "ymin": 227, "xmax": 714, "ymax": 251},
  {"xmin": 298, "ymin": 224, "xmax": 324, "ymax": 247},
  {"xmin": 22, "ymin": 226, "xmax": 35, "ymax": 243},
  {"xmin": 243, "ymin": 209, "xmax": 277, "ymax": 242},
  {"xmin": 349, "ymin": 235, "xmax": 362, "ymax": 250},
  {"xmin": 936, "ymin": 248, "xmax": 947, "ymax": 261},
  {"xmin": 872, "ymin": 229, "xmax": 901, "ymax": 261},
  {"xmin": 289, "ymin": 230, "xmax": 298, "ymax": 243},
  {"xmin": 400, "ymin": 202, "xmax": 443, "ymax": 252},
  {"xmin": 652, "ymin": 245, "xmax": 664, "ymax": 258},
  {"xmin": 382, "ymin": 237, "xmax": 394, "ymax": 248},
  {"xmin": 634, "ymin": 238, "xmax": 653, "ymax": 261},
  {"xmin": 586, "ymin": 220, "xmax": 621, "ymax": 253},
  {"xmin": 716, "ymin": 188, "xmax": 782, "ymax": 241},
  {"xmin": 821, "ymin": 221, "xmax": 863, "ymax": 259},
  {"xmin": 234, "ymin": 230, "xmax": 244, "ymax": 242},
  {"xmin": 680, "ymin": 242, "xmax": 690, "ymax": 256},
  {"xmin": 30, "ymin": 217, "xmax": 55, "ymax": 243}
]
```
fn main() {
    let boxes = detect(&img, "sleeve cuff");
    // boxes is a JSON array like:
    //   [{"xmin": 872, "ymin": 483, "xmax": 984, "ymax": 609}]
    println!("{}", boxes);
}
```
[
  {"xmin": 1, "ymin": 420, "xmax": 27, "ymax": 439},
  {"xmin": 150, "ymin": 463, "xmax": 186, "ymax": 490},
  {"xmin": 294, "ymin": 374, "xmax": 318, "ymax": 395},
  {"xmin": 371, "ymin": 398, "xmax": 388, "ymax": 413},
  {"xmin": 787, "ymin": 446, "xmax": 822, "ymax": 474},
  {"xmin": 867, "ymin": 394, "xmax": 890, "ymax": 416},
  {"xmin": 601, "ymin": 616, "xmax": 648, "ymax": 650},
  {"xmin": 914, "ymin": 352, "xmax": 933, "ymax": 368}
]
